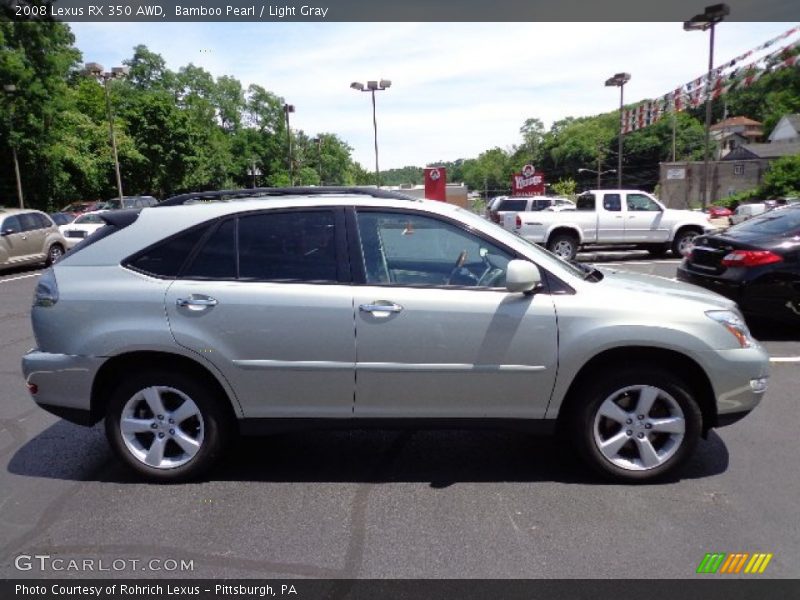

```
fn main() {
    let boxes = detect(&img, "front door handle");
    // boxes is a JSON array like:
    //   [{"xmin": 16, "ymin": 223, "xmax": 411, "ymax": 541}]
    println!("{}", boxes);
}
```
[
  {"xmin": 359, "ymin": 302, "xmax": 403, "ymax": 317},
  {"xmin": 176, "ymin": 296, "xmax": 218, "ymax": 310}
]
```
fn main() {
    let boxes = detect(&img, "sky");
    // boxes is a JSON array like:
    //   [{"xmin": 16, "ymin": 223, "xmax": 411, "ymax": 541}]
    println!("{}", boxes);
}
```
[{"xmin": 69, "ymin": 22, "xmax": 795, "ymax": 170}]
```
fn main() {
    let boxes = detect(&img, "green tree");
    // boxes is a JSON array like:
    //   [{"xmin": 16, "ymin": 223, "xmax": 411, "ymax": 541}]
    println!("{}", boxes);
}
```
[{"xmin": 762, "ymin": 154, "xmax": 800, "ymax": 197}]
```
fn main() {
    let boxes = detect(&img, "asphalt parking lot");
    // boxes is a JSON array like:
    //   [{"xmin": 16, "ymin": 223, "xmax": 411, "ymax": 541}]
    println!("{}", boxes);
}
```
[{"xmin": 0, "ymin": 255, "xmax": 798, "ymax": 579}]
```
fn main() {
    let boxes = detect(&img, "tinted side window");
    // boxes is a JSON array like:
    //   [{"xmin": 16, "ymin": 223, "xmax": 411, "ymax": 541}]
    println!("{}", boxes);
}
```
[
  {"xmin": 497, "ymin": 199, "xmax": 528, "ymax": 212},
  {"xmin": 531, "ymin": 199, "xmax": 551, "ymax": 211},
  {"xmin": 34, "ymin": 213, "xmax": 52, "ymax": 228},
  {"xmin": 576, "ymin": 194, "xmax": 596, "ymax": 211},
  {"xmin": 603, "ymin": 194, "xmax": 622, "ymax": 211},
  {"xmin": 1, "ymin": 216, "xmax": 21, "ymax": 233},
  {"xmin": 238, "ymin": 211, "xmax": 337, "ymax": 282},
  {"xmin": 184, "ymin": 219, "xmax": 236, "ymax": 279},
  {"xmin": 127, "ymin": 223, "xmax": 212, "ymax": 277},
  {"xmin": 18, "ymin": 213, "xmax": 40, "ymax": 231}
]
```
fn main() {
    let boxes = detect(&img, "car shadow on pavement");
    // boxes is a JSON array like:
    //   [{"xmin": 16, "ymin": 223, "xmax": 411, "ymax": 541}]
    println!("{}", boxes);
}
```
[{"xmin": 8, "ymin": 420, "xmax": 729, "ymax": 486}]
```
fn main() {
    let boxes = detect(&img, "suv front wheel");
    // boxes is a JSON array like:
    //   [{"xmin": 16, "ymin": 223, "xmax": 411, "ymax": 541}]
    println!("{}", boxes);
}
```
[
  {"xmin": 105, "ymin": 370, "xmax": 231, "ymax": 482},
  {"xmin": 570, "ymin": 367, "xmax": 702, "ymax": 482}
]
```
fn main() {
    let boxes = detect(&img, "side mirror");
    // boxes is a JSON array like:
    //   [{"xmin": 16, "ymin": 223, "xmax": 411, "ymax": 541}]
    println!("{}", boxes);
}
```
[{"xmin": 506, "ymin": 260, "xmax": 541, "ymax": 294}]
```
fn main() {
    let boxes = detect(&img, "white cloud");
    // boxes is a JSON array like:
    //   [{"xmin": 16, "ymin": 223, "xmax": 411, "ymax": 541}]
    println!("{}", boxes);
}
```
[{"xmin": 70, "ymin": 21, "xmax": 794, "ymax": 170}]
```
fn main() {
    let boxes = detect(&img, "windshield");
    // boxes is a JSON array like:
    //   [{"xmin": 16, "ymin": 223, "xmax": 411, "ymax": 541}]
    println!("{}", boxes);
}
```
[
  {"xmin": 729, "ymin": 206, "xmax": 800, "ymax": 235},
  {"xmin": 74, "ymin": 213, "xmax": 105, "ymax": 225}
]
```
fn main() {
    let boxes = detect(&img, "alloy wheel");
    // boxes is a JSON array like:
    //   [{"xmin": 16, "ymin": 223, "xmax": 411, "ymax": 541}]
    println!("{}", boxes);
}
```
[
  {"xmin": 592, "ymin": 384, "xmax": 686, "ymax": 471},
  {"xmin": 119, "ymin": 386, "xmax": 205, "ymax": 469}
]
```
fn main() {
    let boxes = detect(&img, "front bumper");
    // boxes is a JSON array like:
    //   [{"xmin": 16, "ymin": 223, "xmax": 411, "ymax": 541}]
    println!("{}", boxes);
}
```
[
  {"xmin": 700, "ymin": 345, "xmax": 770, "ymax": 426},
  {"xmin": 21, "ymin": 349, "xmax": 105, "ymax": 425}
]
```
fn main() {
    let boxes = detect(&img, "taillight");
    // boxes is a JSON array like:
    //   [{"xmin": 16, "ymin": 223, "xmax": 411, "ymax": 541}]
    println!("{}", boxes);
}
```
[
  {"xmin": 515, "ymin": 215, "xmax": 522, "ymax": 229},
  {"xmin": 490, "ymin": 212, "xmax": 499, "ymax": 223},
  {"xmin": 33, "ymin": 268, "xmax": 59, "ymax": 307},
  {"xmin": 721, "ymin": 250, "xmax": 783, "ymax": 267}
]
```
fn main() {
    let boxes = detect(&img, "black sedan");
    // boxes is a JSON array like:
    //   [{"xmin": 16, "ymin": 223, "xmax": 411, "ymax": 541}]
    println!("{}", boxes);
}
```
[{"xmin": 677, "ymin": 205, "xmax": 800, "ymax": 324}]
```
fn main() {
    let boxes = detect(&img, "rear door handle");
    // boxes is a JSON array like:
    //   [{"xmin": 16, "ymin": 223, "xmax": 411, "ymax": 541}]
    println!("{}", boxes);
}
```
[{"xmin": 359, "ymin": 302, "xmax": 403, "ymax": 316}]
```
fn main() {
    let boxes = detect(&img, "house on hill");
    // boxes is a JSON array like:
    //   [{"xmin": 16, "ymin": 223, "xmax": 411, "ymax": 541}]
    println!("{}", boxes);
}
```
[{"xmin": 659, "ymin": 114, "xmax": 800, "ymax": 208}]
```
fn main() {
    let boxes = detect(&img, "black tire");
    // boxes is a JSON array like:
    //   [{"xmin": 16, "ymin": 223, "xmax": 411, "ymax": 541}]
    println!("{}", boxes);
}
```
[
  {"xmin": 45, "ymin": 243, "xmax": 64, "ymax": 266},
  {"xmin": 105, "ymin": 369, "xmax": 233, "ymax": 482},
  {"xmin": 569, "ymin": 367, "xmax": 702, "ymax": 483},
  {"xmin": 671, "ymin": 228, "xmax": 700, "ymax": 257},
  {"xmin": 547, "ymin": 233, "xmax": 578, "ymax": 261}
]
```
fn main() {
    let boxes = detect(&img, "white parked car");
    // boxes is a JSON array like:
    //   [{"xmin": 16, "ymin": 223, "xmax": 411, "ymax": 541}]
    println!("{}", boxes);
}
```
[
  {"xmin": 59, "ymin": 210, "xmax": 108, "ymax": 249},
  {"xmin": 490, "ymin": 196, "xmax": 575, "ymax": 225},
  {"xmin": 729, "ymin": 203, "xmax": 767, "ymax": 226},
  {"xmin": 510, "ymin": 190, "xmax": 714, "ymax": 259}
]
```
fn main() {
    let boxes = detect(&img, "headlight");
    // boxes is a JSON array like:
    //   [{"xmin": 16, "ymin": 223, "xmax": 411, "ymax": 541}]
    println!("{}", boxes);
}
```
[
  {"xmin": 706, "ymin": 310, "xmax": 753, "ymax": 348},
  {"xmin": 33, "ymin": 268, "xmax": 59, "ymax": 307}
]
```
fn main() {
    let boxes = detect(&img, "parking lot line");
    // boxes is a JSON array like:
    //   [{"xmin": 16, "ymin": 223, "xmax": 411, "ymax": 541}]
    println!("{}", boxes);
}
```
[
  {"xmin": 0, "ymin": 273, "xmax": 39, "ymax": 283},
  {"xmin": 769, "ymin": 356, "xmax": 800, "ymax": 363}
]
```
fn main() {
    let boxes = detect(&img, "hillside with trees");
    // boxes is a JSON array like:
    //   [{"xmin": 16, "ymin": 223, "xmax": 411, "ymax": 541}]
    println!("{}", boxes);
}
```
[
  {"xmin": 1, "ymin": 21, "xmax": 798, "ymax": 210},
  {"xmin": 0, "ymin": 22, "xmax": 373, "ymax": 210}
]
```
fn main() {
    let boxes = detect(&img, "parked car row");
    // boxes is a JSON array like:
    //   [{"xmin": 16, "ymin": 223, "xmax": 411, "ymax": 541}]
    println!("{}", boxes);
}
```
[{"xmin": 21, "ymin": 187, "xmax": 769, "ymax": 484}]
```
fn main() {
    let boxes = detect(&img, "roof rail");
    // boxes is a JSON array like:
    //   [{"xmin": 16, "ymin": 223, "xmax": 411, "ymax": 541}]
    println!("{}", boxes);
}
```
[{"xmin": 157, "ymin": 186, "xmax": 420, "ymax": 207}]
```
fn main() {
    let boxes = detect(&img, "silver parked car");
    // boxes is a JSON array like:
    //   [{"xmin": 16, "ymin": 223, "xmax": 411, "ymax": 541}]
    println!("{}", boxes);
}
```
[
  {"xmin": 1, "ymin": 208, "xmax": 67, "ymax": 271},
  {"xmin": 22, "ymin": 188, "xmax": 769, "ymax": 482}
]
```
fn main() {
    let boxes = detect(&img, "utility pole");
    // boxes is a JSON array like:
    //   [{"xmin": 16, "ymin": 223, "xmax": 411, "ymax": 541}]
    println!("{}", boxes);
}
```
[{"xmin": 4, "ymin": 84, "xmax": 24, "ymax": 208}]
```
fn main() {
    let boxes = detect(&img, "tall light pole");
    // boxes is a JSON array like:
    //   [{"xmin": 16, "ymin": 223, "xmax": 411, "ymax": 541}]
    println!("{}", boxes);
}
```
[
  {"xmin": 604, "ymin": 72, "xmax": 631, "ymax": 189},
  {"xmin": 350, "ymin": 79, "xmax": 391, "ymax": 187},
  {"xmin": 3, "ymin": 84, "xmax": 24, "ymax": 208},
  {"xmin": 578, "ymin": 167, "xmax": 616, "ymax": 191},
  {"xmin": 684, "ymin": 3, "xmax": 730, "ymax": 210},
  {"xmin": 283, "ymin": 103, "xmax": 295, "ymax": 185},
  {"xmin": 311, "ymin": 136, "xmax": 323, "ymax": 184},
  {"xmin": 83, "ymin": 62, "xmax": 127, "ymax": 202}
]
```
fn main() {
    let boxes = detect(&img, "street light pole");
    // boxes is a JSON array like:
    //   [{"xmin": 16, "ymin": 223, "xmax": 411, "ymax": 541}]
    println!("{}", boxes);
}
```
[
  {"xmin": 578, "ymin": 167, "xmax": 617, "ymax": 191},
  {"xmin": 604, "ymin": 72, "xmax": 631, "ymax": 189},
  {"xmin": 351, "ymin": 79, "xmax": 391, "ymax": 187},
  {"xmin": 84, "ymin": 63, "xmax": 128, "ymax": 202},
  {"xmin": 102, "ymin": 77, "xmax": 124, "ymax": 202},
  {"xmin": 3, "ymin": 84, "xmax": 24, "ymax": 208},
  {"xmin": 684, "ymin": 3, "xmax": 730, "ymax": 210},
  {"xmin": 311, "ymin": 137, "xmax": 323, "ymax": 184},
  {"xmin": 283, "ymin": 103, "xmax": 295, "ymax": 185}
]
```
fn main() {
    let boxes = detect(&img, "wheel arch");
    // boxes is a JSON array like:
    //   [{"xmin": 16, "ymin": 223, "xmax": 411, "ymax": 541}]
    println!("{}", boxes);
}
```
[
  {"xmin": 546, "ymin": 225, "xmax": 583, "ymax": 245},
  {"xmin": 90, "ymin": 351, "xmax": 240, "ymax": 425},
  {"xmin": 555, "ymin": 346, "xmax": 717, "ymax": 436}
]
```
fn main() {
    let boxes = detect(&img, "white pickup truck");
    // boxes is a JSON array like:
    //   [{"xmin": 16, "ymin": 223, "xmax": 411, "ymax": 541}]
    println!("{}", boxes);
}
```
[{"xmin": 506, "ymin": 189, "xmax": 714, "ymax": 260}]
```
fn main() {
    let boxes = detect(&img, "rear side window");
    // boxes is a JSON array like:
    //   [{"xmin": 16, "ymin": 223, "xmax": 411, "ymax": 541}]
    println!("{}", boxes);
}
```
[
  {"xmin": 127, "ymin": 223, "xmax": 212, "ymax": 277},
  {"xmin": 497, "ymin": 199, "xmax": 528, "ymax": 212},
  {"xmin": 183, "ymin": 219, "xmax": 236, "ymax": 279},
  {"xmin": 603, "ymin": 194, "xmax": 622, "ymax": 211},
  {"xmin": 238, "ymin": 211, "xmax": 337, "ymax": 282},
  {"xmin": 18, "ymin": 213, "xmax": 41, "ymax": 231}
]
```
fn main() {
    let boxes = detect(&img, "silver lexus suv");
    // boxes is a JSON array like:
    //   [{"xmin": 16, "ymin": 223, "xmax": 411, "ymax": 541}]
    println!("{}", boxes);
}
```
[{"xmin": 22, "ymin": 188, "xmax": 769, "ymax": 482}]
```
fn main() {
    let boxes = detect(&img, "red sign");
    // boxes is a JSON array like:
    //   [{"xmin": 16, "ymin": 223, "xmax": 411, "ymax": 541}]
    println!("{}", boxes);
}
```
[
  {"xmin": 424, "ymin": 167, "xmax": 446, "ymax": 202},
  {"xmin": 511, "ymin": 164, "xmax": 545, "ymax": 196}
]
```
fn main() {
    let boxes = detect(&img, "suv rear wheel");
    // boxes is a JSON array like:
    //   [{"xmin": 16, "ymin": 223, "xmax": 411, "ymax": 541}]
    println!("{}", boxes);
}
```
[
  {"xmin": 570, "ymin": 367, "xmax": 702, "ymax": 482},
  {"xmin": 105, "ymin": 370, "xmax": 231, "ymax": 482}
]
